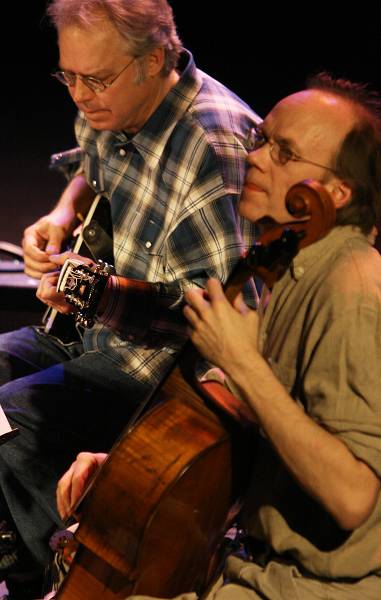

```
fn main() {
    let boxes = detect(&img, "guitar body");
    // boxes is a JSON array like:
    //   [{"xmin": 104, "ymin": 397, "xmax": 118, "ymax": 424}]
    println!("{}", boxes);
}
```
[{"xmin": 56, "ymin": 367, "xmax": 243, "ymax": 599}]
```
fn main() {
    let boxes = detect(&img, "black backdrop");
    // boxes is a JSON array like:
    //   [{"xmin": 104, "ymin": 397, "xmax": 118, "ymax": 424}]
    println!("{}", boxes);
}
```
[{"xmin": 2, "ymin": 1, "xmax": 381, "ymax": 244}]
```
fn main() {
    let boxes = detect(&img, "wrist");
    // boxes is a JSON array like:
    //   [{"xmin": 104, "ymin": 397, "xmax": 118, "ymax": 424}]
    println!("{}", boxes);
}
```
[
  {"xmin": 97, "ymin": 275, "xmax": 116, "ymax": 317},
  {"xmin": 48, "ymin": 206, "xmax": 78, "ymax": 236},
  {"xmin": 226, "ymin": 352, "xmax": 275, "ymax": 409},
  {"xmin": 224, "ymin": 348, "xmax": 263, "ymax": 385}
]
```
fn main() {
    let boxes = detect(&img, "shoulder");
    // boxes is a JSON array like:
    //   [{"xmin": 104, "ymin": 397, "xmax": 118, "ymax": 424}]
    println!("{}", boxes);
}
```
[
  {"xmin": 317, "ymin": 229, "xmax": 381, "ymax": 314},
  {"xmin": 189, "ymin": 70, "xmax": 259, "ymax": 144},
  {"xmin": 181, "ymin": 70, "xmax": 260, "ymax": 194}
]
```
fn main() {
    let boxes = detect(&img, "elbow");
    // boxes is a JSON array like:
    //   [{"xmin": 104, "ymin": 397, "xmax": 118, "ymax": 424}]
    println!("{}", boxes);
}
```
[
  {"xmin": 333, "ymin": 485, "xmax": 380, "ymax": 531},
  {"xmin": 336, "ymin": 508, "xmax": 371, "ymax": 531}
]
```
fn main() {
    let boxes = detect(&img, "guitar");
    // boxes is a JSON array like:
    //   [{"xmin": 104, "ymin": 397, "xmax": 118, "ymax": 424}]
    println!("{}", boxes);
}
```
[{"xmin": 42, "ymin": 195, "xmax": 113, "ymax": 342}]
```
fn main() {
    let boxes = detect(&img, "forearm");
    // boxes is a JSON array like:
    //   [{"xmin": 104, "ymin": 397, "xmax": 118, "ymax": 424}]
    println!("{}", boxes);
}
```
[
  {"xmin": 50, "ymin": 174, "xmax": 96, "ymax": 235},
  {"xmin": 227, "ymin": 354, "xmax": 380, "ymax": 530},
  {"xmin": 97, "ymin": 275, "xmax": 186, "ymax": 342}
]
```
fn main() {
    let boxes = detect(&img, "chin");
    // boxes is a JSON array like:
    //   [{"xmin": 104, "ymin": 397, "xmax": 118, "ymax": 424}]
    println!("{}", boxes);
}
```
[
  {"xmin": 238, "ymin": 197, "xmax": 265, "ymax": 223},
  {"xmin": 84, "ymin": 112, "xmax": 116, "ymax": 131},
  {"xmin": 89, "ymin": 122, "xmax": 110, "ymax": 131},
  {"xmin": 85, "ymin": 118, "xmax": 109, "ymax": 130}
]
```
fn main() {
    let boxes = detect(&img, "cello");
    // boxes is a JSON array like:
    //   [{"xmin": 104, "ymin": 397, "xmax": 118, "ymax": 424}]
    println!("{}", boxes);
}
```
[{"xmin": 54, "ymin": 179, "xmax": 336, "ymax": 599}]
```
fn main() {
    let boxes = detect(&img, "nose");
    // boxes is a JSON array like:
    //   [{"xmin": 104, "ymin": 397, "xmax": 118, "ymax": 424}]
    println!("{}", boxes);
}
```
[
  {"xmin": 70, "ymin": 77, "xmax": 95, "ymax": 103},
  {"xmin": 247, "ymin": 144, "xmax": 270, "ymax": 171}
]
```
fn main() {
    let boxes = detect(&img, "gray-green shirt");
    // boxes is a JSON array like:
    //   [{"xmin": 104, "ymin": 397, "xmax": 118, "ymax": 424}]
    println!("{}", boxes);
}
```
[{"xmin": 241, "ymin": 225, "xmax": 381, "ymax": 580}]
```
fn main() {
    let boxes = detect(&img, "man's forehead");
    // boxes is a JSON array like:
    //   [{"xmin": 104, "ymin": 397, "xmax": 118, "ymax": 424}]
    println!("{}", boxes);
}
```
[
  {"xmin": 268, "ymin": 90, "xmax": 355, "ymax": 126},
  {"xmin": 265, "ymin": 89, "xmax": 356, "ymax": 144}
]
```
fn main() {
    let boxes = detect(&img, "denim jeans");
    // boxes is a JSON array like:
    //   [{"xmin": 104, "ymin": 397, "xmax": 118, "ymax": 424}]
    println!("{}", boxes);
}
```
[{"xmin": 0, "ymin": 326, "xmax": 151, "ymax": 571}]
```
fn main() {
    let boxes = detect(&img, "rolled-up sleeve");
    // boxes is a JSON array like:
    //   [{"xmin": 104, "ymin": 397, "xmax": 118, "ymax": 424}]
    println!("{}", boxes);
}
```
[{"xmin": 302, "ymin": 303, "xmax": 381, "ymax": 477}]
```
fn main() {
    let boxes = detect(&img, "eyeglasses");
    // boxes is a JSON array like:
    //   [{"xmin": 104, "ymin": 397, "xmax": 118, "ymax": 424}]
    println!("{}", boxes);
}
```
[
  {"xmin": 250, "ymin": 122, "xmax": 338, "ymax": 174},
  {"xmin": 51, "ymin": 57, "xmax": 136, "ymax": 93}
]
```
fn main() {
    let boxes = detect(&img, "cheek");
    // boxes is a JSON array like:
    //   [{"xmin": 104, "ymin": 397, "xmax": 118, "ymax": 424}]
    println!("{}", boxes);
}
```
[
  {"xmin": 238, "ymin": 189, "xmax": 268, "ymax": 221},
  {"xmin": 272, "ymin": 183, "xmax": 287, "ymax": 207},
  {"xmin": 269, "ymin": 190, "xmax": 297, "ymax": 223}
]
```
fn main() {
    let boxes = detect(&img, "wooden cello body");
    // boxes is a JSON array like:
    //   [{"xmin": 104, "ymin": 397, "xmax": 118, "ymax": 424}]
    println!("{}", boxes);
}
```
[
  {"xmin": 57, "ymin": 373, "xmax": 240, "ymax": 599},
  {"xmin": 56, "ymin": 180, "xmax": 336, "ymax": 599}
]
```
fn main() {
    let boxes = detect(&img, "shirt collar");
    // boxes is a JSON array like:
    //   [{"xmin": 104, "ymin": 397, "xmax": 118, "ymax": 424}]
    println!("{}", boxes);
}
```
[
  {"xmin": 118, "ymin": 50, "xmax": 202, "ymax": 171},
  {"xmin": 290, "ymin": 225, "xmax": 367, "ymax": 281}
]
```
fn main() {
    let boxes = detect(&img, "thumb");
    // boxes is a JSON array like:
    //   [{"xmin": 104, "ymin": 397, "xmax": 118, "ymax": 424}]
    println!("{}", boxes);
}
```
[
  {"xmin": 49, "ymin": 253, "xmax": 68, "ymax": 266},
  {"xmin": 45, "ymin": 232, "xmax": 63, "ymax": 255}
]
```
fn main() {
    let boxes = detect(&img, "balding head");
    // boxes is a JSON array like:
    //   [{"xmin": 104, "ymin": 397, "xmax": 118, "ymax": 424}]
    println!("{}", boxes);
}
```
[
  {"xmin": 306, "ymin": 73, "xmax": 381, "ymax": 233},
  {"xmin": 272, "ymin": 89, "xmax": 358, "ymax": 175}
]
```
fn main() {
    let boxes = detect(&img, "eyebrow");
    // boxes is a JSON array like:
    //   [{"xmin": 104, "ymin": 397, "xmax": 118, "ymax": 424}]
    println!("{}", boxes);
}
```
[
  {"xmin": 58, "ymin": 64, "xmax": 111, "ymax": 79},
  {"xmin": 262, "ymin": 124, "xmax": 303, "ymax": 156}
]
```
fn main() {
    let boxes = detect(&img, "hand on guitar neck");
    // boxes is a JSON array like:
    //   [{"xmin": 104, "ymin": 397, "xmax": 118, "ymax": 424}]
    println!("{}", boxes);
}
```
[
  {"xmin": 36, "ymin": 251, "xmax": 98, "ymax": 315},
  {"xmin": 27, "ymin": 189, "xmax": 114, "ymax": 336}
]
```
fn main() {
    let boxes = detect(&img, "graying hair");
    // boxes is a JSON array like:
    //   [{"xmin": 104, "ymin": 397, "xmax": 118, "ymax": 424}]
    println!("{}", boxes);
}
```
[{"xmin": 47, "ymin": 0, "xmax": 182, "ymax": 80}]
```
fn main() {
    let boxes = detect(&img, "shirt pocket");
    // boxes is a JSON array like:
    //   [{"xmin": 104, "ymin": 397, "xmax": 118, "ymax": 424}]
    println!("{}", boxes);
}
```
[{"xmin": 136, "ymin": 218, "xmax": 166, "ymax": 257}]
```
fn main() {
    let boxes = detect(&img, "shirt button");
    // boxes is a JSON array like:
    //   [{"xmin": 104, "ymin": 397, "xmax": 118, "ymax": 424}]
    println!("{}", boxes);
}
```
[
  {"xmin": 119, "ymin": 148, "xmax": 126, "ymax": 157},
  {"xmin": 145, "ymin": 241, "xmax": 152, "ymax": 249}
]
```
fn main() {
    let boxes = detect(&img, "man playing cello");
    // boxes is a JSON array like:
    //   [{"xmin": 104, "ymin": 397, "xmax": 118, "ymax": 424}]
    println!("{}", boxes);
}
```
[{"xmin": 57, "ymin": 73, "xmax": 381, "ymax": 600}]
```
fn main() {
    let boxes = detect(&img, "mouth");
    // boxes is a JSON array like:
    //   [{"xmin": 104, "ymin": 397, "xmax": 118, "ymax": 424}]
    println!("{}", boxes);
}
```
[
  {"xmin": 243, "ymin": 181, "xmax": 265, "ymax": 193},
  {"xmin": 84, "ymin": 109, "xmax": 108, "ymax": 115}
]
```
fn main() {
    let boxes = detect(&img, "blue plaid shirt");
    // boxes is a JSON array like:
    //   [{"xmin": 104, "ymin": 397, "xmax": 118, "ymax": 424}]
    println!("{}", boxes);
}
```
[{"xmin": 76, "ymin": 50, "xmax": 260, "ymax": 386}]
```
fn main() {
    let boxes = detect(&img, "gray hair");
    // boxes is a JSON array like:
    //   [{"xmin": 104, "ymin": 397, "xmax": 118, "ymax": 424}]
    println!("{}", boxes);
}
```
[{"xmin": 47, "ymin": 0, "xmax": 182, "ymax": 80}]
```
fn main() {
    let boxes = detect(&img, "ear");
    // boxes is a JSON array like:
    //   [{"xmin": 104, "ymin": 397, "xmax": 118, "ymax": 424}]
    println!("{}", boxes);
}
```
[
  {"xmin": 325, "ymin": 178, "xmax": 352, "ymax": 209},
  {"xmin": 145, "ymin": 47, "xmax": 165, "ymax": 77}
]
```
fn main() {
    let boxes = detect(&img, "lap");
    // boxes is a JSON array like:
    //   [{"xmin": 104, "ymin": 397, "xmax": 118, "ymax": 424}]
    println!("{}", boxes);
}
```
[
  {"xmin": 222, "ymin": 555, "xmax": 381, "ymax": 600},
  {"xmin": 127, "ymin": 559, "xmax": 381, "ymax": 600},
  {"xmin": 0, "ymin": 326, "xmax": 83, "ymax": 385},
  {"xmin": 0, "ymin": 326, "xmax": 150, "ymax": 446},
  {"xmin": 0, "ymin": 327, "xmax": 152, "ymax": 566}
]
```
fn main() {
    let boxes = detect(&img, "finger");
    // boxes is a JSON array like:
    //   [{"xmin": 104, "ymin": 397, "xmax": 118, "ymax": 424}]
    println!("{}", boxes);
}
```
[
  {"xmin": 23, "ymin": 243, "xmax": 49, "ymax": 263},
  {"xmin": 45, "ymin": 237, "xmax": 63, "ymax": 255},
  {"xmin": 185, "ymin": 288, "xmax": 211, "ymax": 314},
  {"xmin": 206, "ymin": 278, "xmax": 226, "ymax": 304},
  {"xmin": 22, "ymin": 229, "xmax": 44, "ymax": 251},
  {"xmin": 57, "ymin": 466, "xmax": 75, "ymax": 520},
  {"xmin": 233, "ymin": 292, "xmax": 250, "ymax": 315},
  {"xmin": 25, "ymin": 265, "xmax": 56, "ymax": 280},
  {"xmin": 49, "ymin": 252, "xmax": 72, "ymax": 266},
  {"xmin": 49, "ymin": 252, "xmax": 94, "ymax": 267},
  {"xmin": 183, "ymin": 304, "xmax": 201, "ymax": 329},
  {"xmin": 24, "ymin": 254, "xmax": 59, "ymax": 278},
  {"xmin": 22, "ymin": 228, "xmax": 53, "ymax": 258},
  {"xmin": 68, "ymin": 453, "xmax": 102, "ymax": 514},
  {"xmin": 36, "ymin": 272, "xmax": 59, "ymax": 297},
  {"xmin": 37, "ymin": 275, "xmax": 70, "ymax": 311},
  {"xmin": 37, "ymin": 293, "xmax": 71, "ymax": 314},
  {"xmin": 69, "ymin": 472, "xmax": 87, "ymax": 514}
]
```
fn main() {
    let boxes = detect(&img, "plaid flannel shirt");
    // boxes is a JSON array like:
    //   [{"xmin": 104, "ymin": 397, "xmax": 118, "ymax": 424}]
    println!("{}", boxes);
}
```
[{"xmin": 76, "ymin": 50, "xmax": 260, "ymax": 386}]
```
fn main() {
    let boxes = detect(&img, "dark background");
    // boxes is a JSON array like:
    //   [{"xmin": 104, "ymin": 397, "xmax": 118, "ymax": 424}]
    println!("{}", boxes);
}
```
[{"xmin": 2, "ymin": 1, "xmax": 381, "ymax": 244}]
